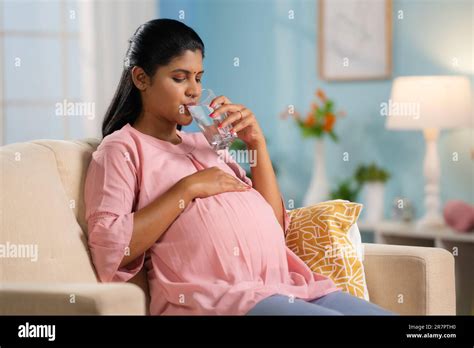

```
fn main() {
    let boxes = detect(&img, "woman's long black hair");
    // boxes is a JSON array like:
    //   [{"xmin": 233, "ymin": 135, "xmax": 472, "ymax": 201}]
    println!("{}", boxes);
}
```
[{"xmin": 101, "ymin": 19, "xmax": 205, "ymax": 139}]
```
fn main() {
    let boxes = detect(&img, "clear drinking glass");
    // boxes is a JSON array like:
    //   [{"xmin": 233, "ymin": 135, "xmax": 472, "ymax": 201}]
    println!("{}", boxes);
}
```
[{"xmin": 186, "ymin": 89, "xmax": 238, "ymax": 151}]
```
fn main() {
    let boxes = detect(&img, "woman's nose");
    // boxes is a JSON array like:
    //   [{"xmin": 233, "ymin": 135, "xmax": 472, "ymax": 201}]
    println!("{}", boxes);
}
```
[
  {"xmin": 188, "ymin": 79, "xmax": 202, "ymax": 96},
  {"xmin": 186, "ymin": 89, "xmax": 200, "ymax": 101}
]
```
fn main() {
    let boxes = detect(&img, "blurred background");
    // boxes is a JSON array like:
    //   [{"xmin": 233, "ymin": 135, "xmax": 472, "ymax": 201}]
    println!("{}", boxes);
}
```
[
  {"xmin": 1, "ymin": 0, "xmax": 473, "ymax": 315},
  {"xmin": 1, "ymin": 0, "xmax": 472, "ymax": 229}
]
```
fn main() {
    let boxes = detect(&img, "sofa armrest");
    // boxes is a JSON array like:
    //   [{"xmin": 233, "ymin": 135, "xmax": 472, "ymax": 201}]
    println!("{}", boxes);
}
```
[
  {"xmin": 0, "ymin": 283, "xmax": 146, "ymax": 315},
  {"xmin": 362, "ymin": 243, "xmax": 456, "ymax": 315}
]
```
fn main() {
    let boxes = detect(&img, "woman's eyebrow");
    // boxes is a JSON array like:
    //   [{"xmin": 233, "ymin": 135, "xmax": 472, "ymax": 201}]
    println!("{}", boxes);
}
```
[{"xmin": 171, "ymin": 69, "xmax": 204, "ymax": 74}]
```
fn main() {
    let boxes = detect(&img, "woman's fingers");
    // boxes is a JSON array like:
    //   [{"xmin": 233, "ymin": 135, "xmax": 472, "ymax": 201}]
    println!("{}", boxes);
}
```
[
  {"xmin": 217, "ymin": 107, "xmax": 250, "ymax": 129},
  {"xmin": 224, "ymin": 174, "xmax": 250, "ymax": 191},
  {"xmin": 210, "ymin": 104, "xmax": 244, "ymax": 119},
  {"xmin": 230, "ymin": 112, "xmax": 254, "ymax": 133},
  {"xmin": 212, "ymin": 167, "xmax": 249, "ymax": 192},
  {"xmin": 210, "ymin": 95, "xmax": 232, "ymax": 109}
]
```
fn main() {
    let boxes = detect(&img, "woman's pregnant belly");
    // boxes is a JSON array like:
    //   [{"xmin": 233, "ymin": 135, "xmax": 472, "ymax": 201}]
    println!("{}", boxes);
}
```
[{"xmin": 150, "ymin": 188, "xmax": 289, "ymax": 283}]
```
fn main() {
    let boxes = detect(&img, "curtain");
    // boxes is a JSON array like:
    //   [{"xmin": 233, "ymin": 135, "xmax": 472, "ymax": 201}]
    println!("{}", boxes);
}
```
[{"xmin": 79, "ymin": 0, "xmax": 157, "ymax": 139}]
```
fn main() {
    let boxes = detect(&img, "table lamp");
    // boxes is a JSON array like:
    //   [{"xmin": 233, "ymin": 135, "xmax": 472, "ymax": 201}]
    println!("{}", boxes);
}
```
[{"xmin": 386, "ymin": 76, "xmax": 472, "ymax": 228}]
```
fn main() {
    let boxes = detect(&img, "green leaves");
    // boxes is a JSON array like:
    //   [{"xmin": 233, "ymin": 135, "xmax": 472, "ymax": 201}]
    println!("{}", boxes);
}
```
[
  {"xmin": 328, "ymin": 131, "xmax": 338, "ymax": 142},
  {"xmin": 330, "ymin": 162, "xmax": 391, "ymax": 201},
  {"xmin": 229, "ymin": 138, "xmax": 247, "ymax": 151},
  {"xmin": 355, "ymin": 163, "xmax": 391, "ymax": 183},
  {"xmin": 330, "ymin": 178, "xmax": 361, "ymax": 202}
]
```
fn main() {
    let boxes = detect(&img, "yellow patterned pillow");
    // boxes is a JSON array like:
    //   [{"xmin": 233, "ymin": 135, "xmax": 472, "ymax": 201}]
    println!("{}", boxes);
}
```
[{"xmin": 285, "ymin": 200, "xmax": 369, "ymax": 300}]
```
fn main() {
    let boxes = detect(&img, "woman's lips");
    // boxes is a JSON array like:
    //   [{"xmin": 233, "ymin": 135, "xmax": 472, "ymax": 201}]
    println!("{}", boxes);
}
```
[
  {"xmin": 184, "ymin": 106, "xmax": 192, "ymax": 116},
  {"xmin": 184, "ymin": 103, "xmax": 195, "ymax": 116}
]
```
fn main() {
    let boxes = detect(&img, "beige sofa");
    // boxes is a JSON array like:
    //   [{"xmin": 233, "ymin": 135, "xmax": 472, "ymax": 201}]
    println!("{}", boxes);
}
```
[{"xmin": 0, "ymin": 138, "xmax": 456, "ymax": 315}]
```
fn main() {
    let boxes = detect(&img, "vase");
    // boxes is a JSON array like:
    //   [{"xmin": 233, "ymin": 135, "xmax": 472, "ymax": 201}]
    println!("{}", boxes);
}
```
[
  {"xmin": 303, "ymin": 138, "xmax": 329, "ymax": 206},
  {"xmin": 363, "ymin": 182, "xmax": 385, "ymax": 223}
]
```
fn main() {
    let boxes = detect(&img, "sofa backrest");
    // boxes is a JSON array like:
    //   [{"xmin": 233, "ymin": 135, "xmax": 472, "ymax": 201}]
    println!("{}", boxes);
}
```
[
  {"xmin": 0, "ymin": 138, "xmax": 150, "ymax": 311},
  {"xmin": 1, "ymin": 138, "xmax": 100, "ymax": 283}
]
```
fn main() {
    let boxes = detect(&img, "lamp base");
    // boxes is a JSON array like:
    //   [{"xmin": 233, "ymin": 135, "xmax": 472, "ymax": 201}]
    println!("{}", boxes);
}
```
[
  {"xmin": 417, "ymin": 128, "xmax": 444, "ymax": 232},
  {"xmin": 416, "ymin": 213, "xmax": 445, "ymax": 231}
]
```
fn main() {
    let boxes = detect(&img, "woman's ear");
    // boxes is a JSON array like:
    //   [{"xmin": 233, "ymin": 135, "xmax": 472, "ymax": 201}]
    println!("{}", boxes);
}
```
[{"xmin": 131, "ymin": 66, "xmax": 150, "ymax": 91}]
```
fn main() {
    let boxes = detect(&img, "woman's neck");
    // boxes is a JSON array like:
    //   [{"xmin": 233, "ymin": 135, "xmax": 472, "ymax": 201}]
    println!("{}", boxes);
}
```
[{"xmin": 133, "ymin": 112, "xmax": 182, "ymax": 145}]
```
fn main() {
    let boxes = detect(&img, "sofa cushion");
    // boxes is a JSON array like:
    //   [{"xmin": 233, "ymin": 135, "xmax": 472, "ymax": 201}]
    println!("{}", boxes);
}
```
[
  {"xmin": 285, "ymin": 200, "xmax": 369, "ymax": 300},
  {"xmin": 0, "ymin": 140, "xmax": 98, "ymax": 283}
]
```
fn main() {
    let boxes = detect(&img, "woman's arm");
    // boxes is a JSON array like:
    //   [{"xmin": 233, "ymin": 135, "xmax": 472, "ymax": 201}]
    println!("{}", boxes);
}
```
[
  {"xmin": 120, "ymin": 168, "xmax": 251, "ymax": 268},
  {"xmin": 206, "ymin": 94, "xmax": 286, "ymax": 232},
  {"xmin": 119, "ymin": 178, "xmax": 193, "ymax": 268},
  {"xmin": 248, "ymin": 139, "xmax": 285, "ymax": 232}
]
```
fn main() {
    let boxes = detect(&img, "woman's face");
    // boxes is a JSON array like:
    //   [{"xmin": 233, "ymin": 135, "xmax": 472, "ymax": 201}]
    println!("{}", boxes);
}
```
[{"xmin": 142, "ymin": 49, "xmax": 204, "ymax": 127}]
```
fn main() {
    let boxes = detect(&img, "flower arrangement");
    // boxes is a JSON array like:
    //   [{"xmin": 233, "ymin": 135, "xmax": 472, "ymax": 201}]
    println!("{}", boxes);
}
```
[{"xmin": 280, "ymin": 89, "xmax": 345, "ymax": 142}]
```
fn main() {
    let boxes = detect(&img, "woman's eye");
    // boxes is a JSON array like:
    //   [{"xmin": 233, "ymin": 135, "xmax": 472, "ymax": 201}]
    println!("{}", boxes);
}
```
[{"xmin": 173, "ymin": 77, "xmax": 202, "ymax": 83}]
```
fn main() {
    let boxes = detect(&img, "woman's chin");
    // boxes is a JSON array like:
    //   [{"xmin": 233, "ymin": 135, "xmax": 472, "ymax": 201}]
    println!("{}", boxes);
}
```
[{"xmin": 179, "ymin": 113, "xmax": 194, "ymax": 126}]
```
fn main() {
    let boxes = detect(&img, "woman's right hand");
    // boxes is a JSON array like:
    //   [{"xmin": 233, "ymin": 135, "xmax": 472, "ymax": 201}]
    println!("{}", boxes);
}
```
[{"xmin": 183, "ymin": 166, "xmax": 251, "ymax": 199}]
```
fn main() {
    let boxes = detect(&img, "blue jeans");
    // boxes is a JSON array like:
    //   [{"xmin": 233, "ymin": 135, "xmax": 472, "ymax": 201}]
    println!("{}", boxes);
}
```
[{"xmin": 246, "ymin": 291, "xmax": 396, "ymax": 315}]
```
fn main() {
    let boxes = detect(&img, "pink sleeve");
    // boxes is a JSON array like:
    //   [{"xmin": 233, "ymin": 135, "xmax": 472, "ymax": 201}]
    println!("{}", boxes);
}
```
[
  {"xmin": 222, "ymin": 149, "xmax": 292, "ymax": 235},
  {"xmin": 282, "ymin": 201, "xmax": 292, "ymax": 236},
  {"xmin": 84, "ymin": 143, "xmax": 145, "ymax": 282}
]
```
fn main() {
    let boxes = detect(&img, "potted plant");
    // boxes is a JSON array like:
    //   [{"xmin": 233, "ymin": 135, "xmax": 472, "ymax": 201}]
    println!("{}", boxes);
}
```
[
  {"xmin": 281, "ymin": 89, "xmax": 346, "ymax": 205},
  {"xmin": 329, "ymin": 178, "xmax": 361, "ymax": 202},
  {"xmin": 355, "ymin": 163, "xmax": 390, "ymax": 223}
]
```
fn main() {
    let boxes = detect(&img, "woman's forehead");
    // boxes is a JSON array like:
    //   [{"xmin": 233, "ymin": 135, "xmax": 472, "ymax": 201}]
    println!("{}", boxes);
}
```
[{"xmin": 168, "ymin": 50, "xmax": 203, "ymax": 72}]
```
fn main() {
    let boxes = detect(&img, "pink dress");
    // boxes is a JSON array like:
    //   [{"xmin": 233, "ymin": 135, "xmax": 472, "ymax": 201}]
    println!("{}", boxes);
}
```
[{"xmin": 84, "ymin": 123, "xmax": 341, "ymax": 315}]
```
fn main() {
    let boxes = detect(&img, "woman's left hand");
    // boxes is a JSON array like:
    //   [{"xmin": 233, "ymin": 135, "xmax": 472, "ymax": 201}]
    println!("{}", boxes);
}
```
[{"xmin": 209, "ymin": 95, "xmax": 265, "ymax": 148}]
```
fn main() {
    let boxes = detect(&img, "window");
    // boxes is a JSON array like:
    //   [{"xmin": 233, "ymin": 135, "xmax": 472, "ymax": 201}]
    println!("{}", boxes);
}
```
[{"xmin": 1, "ymin": 0, "xmax": 82, "ymax": 145}]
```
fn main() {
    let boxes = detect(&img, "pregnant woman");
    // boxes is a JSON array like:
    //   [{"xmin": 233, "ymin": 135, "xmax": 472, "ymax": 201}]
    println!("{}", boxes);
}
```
[{"xmin": 84, "ymin": 19, "xmax": 393, "ymax": 316}]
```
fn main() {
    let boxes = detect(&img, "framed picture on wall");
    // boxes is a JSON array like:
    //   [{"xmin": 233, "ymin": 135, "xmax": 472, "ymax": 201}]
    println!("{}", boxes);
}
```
[{"xmin": 318, "ymin": 0, "xmax": 392, "ymax": 81}]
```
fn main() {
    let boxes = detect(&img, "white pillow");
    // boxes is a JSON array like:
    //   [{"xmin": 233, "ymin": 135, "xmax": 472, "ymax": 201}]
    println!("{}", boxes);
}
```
[{"xmin": 347, "ymin": 223, "xmax": 370, "ymax": 301}]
